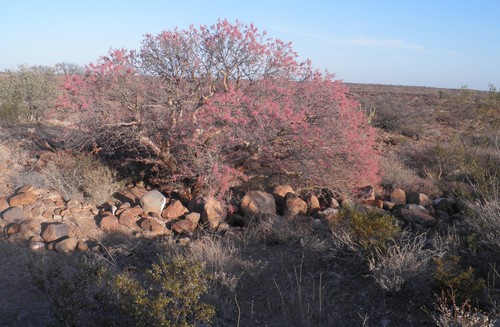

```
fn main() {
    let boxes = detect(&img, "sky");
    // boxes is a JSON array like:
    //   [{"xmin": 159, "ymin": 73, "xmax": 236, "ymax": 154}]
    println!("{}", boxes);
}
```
[{"xmin": 1, "ymin": 0, "xmax": 499, "ymax": 90}]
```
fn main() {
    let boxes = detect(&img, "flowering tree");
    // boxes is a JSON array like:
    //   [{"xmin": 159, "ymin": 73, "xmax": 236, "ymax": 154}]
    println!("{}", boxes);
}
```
[{"xmin": 57, "ymin": 19, "xmax": 379, "ymax": 196}]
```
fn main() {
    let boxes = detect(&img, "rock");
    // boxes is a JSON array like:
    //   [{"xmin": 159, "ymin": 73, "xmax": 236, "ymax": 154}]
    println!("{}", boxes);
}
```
[
  {"xmin": 139, "ymin": 218, "xmax": 168, "ymax": 235},
  {"xmin": 30, "ymin": 205, "xmax": 44, "ymax": 218},
  {"xmin": 127, "ymin": 206, "xmax": 144, "ymax": 216},
  {"xmin": 8, "ymin": 192, "xmax": 37, "ymax": 207},
  {"xmin": 66, "ymin": 198, "xmax": 79, "ymax": 209},
  {"xmin": 162, "ymin": 200, "xmax": 188, "ymax": 220},
  {"xmin": 285, "ymin": 193, "xmax": 308, "ymax": 217},
  {"xmin": 218, "ymin": 221, "xmax": 230, "ymax": 232},
  {"xmin": 140, "ymin": 190, "xmax": 167, "ymax": 216},
  {"xmin": 394, "ymin": 208, "xmax": 436, "ymax": 228},
  {"xmin": 19, "ymin": 218, "xmax": 43, "ymax": 239},
  {"xmin": 373, "ymin": 199, "xmax": 384, "ymax": 209},
  {"xmin": 29, "ymin": 236, "xmax": 45, "ymax": 251},
  {"xmin": 118, "ymin": 211, "xmax": 139, "ymax": 228},
  {"xmin": 360, "ymin": 185, "xmax": 375, "ymax": 202},
  {"xmin": 77, "ymin": 240, "xmax": 89, "ymax": 252},
  {"xmin": 434, "ymin": 198, "xmax": 457, "ymax": 215},
  {"xmin": 406, "ymin": 204, "xmax": 430, "ymax": 215},
  {"xmin": 307, "ymin": 195, "xmax": 321, "ymax": 216},
  {"xmin": 201, "ymin": 197, "xmax": 226, "ymax": 230},
  {"xmin": 0, "ymin": 197, "xmax": 8, "ymax": 211},
  {"xmin": 407, "ymin": 192, "xmax": 432, "ymax": 207},
  {"xmin": 330, "ymin": 198, "xmax": 340, "ymax": 209},
  {"xmin": 272, "ymin": 184, "xmax": 295, "ymax": 214},
  {"xmin": 241, "ymin": 191, "xmax": 276, "ymax": 216},
  {"xmin": 17, "ymin": 184, "xmax": 33, "ymax": 193},
  {"xmin": 383, "ymin": 201, "xmax": 395, "ymax": 210},
  {"xmin": 55, "ymin": 237, "xmax": 78, "ymax": 253},
  {"xmin": 390, "ymin": 188, "xmax": 406, "ymax": 205},
  {"xmin": 185, "ymin": 212, "xmax": 201, "ymax": 225},
  {"xmin": 41, "ymin": 223, "xmax": 70, "ymax": 242},
  {"xmin": 99, "ymin": 215, "xmax": 119, "ymax": 232},
  {"xmin": 172, "ymin": 219, "xmax": 196, "ymax": 234},
  {"xmin": 2, "ymin": 206, "xmax": 25, "ymax": 224},
  {"xmin": 4, "ymin": 223, "xmax": 20, "ymax": 235},
  {"xmin": 435, "ymin": 210, "xmax": 451, "ymax": 223}
]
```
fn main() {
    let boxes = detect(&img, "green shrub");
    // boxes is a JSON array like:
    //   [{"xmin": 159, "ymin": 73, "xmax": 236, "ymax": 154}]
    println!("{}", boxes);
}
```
[
  {"xmin": 340, "ymin": 207, "xmax": 400, "ymax": 250},
  {"xmin": 31, "ymin": 257, "xmax": 215, "ymax": 326},
  {"xmin": 433, "ymin": 255, "xmax": 485, "ymax": 303}
]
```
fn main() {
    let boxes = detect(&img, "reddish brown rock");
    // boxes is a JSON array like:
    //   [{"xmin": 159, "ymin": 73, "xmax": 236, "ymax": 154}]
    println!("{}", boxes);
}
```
[
  {"xmin": 42, "ymin": 223, "xmax": 70, "ymax": 242},
  {"xmin": 162, "ymin": 200, "xmax": 188, "ymax": 220},
  {"xmin": 373, "ymin": 199, "xmax": 384, "ymax": 209},
  {"xmin": 360, "ymin": 185, "xmax": 376, "ymax": 202},
  {"xmin": 19, "ymin": 218, "xmax": 43, "ymax": 238},
  {"xmin": 172, "ymin": 219, "xmax": 196, "ymax": 234},
  {"xmin": 390, "ymin": 188, "xmax": 406, "ymax": 205},
  {"xmin": 307, "ymin": 195, "xmax": 321, "ymax": 216},
  {"xmin": 8, "ymin": 192, "xmax": 37, "ymax": 207},
  {"xmin": 2, "ymin": 206, "xmax": 25, "ymax": 224},
  {"xmin": 66, "ymin": 198, "xmax": 79, "ymax": 209},
  {"xmin": 285, "ymin": 193, "xmax": 308, "ymax": 217},
  {"xmin": 4, "ymin": 223, "xmax": 20, "ymax": 235},
  {"xmin": 394, "ymin": 208, "xmax": 436, "ymax": 228},
  {"xmin": 139, "ymin": 218, "xmax": 168, "ymax": 235},
  {"xmin": 55, "ymin": 237, "xmax": 78, "ymax": 253},
  {"xmin": 407, "ymin": 192, "xmax": 432, "ymax": 207},
  {"xmin": 185, "ymin": 212, "xmax": 201, "ymax": 225},
  {"xmin": 201, "ymin": 197, "xmax": 226, "ymax": 230},
  {"xmin": 272, "ymin": 184, "xmax": 295, "ymax": 214},
  {"xmin": 77, "ymin": 240, "xmax": 89, "ymax": 252},
  {"xmin": 0, "ymin": 197, "xmax": 8, "ymax": 211},
  {"xmin": 29, "ymin": 235, "xmax": 45, "ymax": 251},
  {"xmin": 118, "ymin": 211, "xmax": 139, "ymax": 228},
  {"xmin": 17, "ymin": 184, "xmax": 33, "ymax": 193},
  {"xmin": 99, "ymin": 215, "xmax": 119, "ymax": 233},
  {"xmin": 241, "ymin": 191, "xmax": 276, "ymax": 216}
]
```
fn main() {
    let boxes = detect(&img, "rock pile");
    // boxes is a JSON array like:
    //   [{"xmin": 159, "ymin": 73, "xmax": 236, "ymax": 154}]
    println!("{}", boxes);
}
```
[{"xmin": 1, "ymin": 182, "xmax": 463, "ymax": 254}]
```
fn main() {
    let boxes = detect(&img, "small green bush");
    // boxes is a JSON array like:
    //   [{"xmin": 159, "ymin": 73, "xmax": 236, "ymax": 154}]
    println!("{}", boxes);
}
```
[
  {"xmin": 433, "ymin": 255, "xmax": 485, "ymax": 303},
  {"xmin": 31, "ymin": 257, "xmax": 215, "ymax": 326},
  {"xmin": 340, "ymin": 207, "xmax": 400, "ymax": 250}
]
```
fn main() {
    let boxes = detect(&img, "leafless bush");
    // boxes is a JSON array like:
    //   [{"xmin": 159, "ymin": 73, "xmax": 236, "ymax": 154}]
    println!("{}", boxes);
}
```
[
  {"xmin": 245, "ymin": 214, "xmax": 316, "ymax": 245},
  {"xmin": 464, "ymin": 198, "xmax": 500, "ymax": 248},
  {"xmin": 425, "ymin": 289, "xmax": 495, "ymax": 327},
  {"xmin": 430, "ymin": 226, "xmax": 462, "ymax": 256},
  {"xmin": 39, "ymin": 152, "xmax": 121, "ymax": 204},
  {"xmin": 187, "ymin": 234, "xmax": 247, "ymax": 291},
  {"xmin": 368, "ymin": 233, "xmax": 444, "ymax": 292}
]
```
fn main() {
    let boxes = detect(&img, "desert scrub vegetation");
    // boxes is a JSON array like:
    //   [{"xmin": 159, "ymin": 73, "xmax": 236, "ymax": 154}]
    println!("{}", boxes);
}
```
[
  {"xmin": 368, "ymin": 233, "xmax": 444, "ymax": 293},
  {"xmin": 36, "ymin": 151, "xmax": 122, "ymax": 204},
  {"xmin": 55, "ymin": 19, "xmax": 380, "ymax": 197},
  {"xmin": 31, "ymin": 256, "xmax": 215, "ymax": 326},
  {"xmin": 0, "ymin": 65, "xmax": 60, "ymax": 125},
  {"xmin": 339, "ymin": 207, "xmax": 400, "ymax": 251}
]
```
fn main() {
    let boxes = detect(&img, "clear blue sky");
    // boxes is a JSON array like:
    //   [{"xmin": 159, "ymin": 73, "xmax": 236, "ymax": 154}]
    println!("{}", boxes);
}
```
[{"xmin": 1, "ymin": 0, "xmax": 499, "ymax": 90}]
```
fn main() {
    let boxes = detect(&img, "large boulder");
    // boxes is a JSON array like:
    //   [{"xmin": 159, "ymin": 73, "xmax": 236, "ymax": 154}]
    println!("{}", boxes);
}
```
[
  {"xmin": 407, "ymin": 192, "xmax": 432, "ymax": 207},
  {"xmin": 390, "ymin": 188, "xmax": 406, "ymax": 205},
  {"xmin": 394, "ymin": 208, "xmax": 436, "ymax": 228},
  {"xmin": 172, "ymin": 219, "xmax": 196, "ymax": 234},
  {"xmin": 241, "ymin": 191, "xmax": 276, "ymax": 216},
  {"xmin": 99, "ymin": 215, "xmax": 119, "ymax": 232},
  {"xmin": 55, "ymin": 237, "xmax": 78, "ymax": 253},
  {"xmin": 42, "ymin": 223, "xmax": 70, "ymax": 242},
  {"xmin": 162, "ymin": 200, "xmax": 188, "ymax": 220},
  {"xmin": 139, "ymin": 218, "xmax": 169, "ymax": 235},
  {"xmin": 272, "ymin": 184, "xmax": 295, "ymax": 214},
  {"xmin": 140, "ymin": 190, "xmax": 167, "ymax": 217},
  {"xmin": 201, "ymin": 197, "xmax": 226, "ymax": 231},
  {"xmin": 8, "ymin": 192, "xmax": 37, "ymax": 207},
  {"xmin": 2, "ymin": 206, "xmax": 25, "ymax": 224},
  {"xmin": 307, "ymin": 194, "xmax": 321, "ymax": 216},
  {"xmin": 284, "ymin": 193, "xmax": 308, "ymax": 217}
]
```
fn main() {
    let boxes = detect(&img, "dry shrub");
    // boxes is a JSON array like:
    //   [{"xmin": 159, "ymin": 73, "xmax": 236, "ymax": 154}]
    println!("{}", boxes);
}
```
[
  {"xmin": 381, "ymin": 153, "xmax": 440, "ymax": 196},
  {"xmin": 245, "ymin": 214, "xmax": 315, "ymax": 245},
  {"xmin": 464, "ymin": 198, "xmax": 500, "ymax": 249},
  {"xmin": 368, "ymin": 233, "xmax": 443, "ymax": 292},
  {"xmin": 186, "ymin": 234, "xmax": 247, "ymax": 291},
  {"xmin": 39, "ymin": 152, "xmax": 122, "ymax": 204},
  {"xmin": 425, "ymin": 289, "xmax": 495, "ymax": 327}
]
